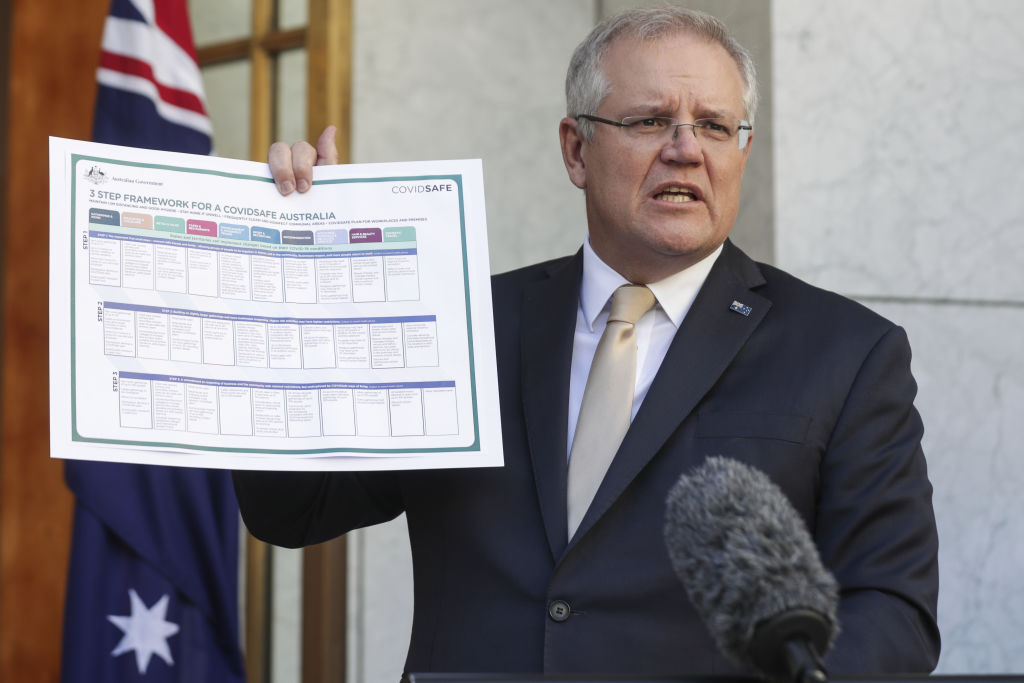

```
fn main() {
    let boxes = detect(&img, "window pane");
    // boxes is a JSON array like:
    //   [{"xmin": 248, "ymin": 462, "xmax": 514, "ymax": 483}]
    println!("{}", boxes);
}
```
[
  {"xmin": 190, "ymin": 0, "xmax": 252, "ymax": 46},
  {"xmin": 271, "ymin": 546, "xmax": 303, "ymax": 683},
  {"xmin": 276, "ymin": 48, "xmax": 307, "ymax": 144},
  {"xmin": 202, "ymin": 60, "xmax": 252, "ymax": 160},
  {"xmin": 278, "ymin": 0, "xmax": 308, "ymax": 31}
]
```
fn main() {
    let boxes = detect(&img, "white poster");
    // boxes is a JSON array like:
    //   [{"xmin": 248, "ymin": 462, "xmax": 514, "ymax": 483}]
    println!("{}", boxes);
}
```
[{"xmin": 49, "ymin": 137, "xmax": 502, "ymax": 471}]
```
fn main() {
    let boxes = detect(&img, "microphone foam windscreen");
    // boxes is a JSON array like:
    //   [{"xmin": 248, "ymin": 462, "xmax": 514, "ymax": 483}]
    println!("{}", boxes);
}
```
[{"xmin": 663, "ymin": 455, "xmax": 839, "ymax": 669}]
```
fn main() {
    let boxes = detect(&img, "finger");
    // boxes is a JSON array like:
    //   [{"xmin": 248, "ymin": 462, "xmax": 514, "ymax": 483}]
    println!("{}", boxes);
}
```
[
  {"xmin": 268, "ymin": 140, "xmax": 300, "ymax": 195},
  {"xmin": 315, "ymin": 125, "xmax": 339, "ymax": 166},
  {"xmin": 290, "ymin": 140, "xmax": 318, "ymax": 193}
]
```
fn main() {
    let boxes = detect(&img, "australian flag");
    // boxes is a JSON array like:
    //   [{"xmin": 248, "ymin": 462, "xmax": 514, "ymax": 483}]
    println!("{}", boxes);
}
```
[
  {"xmin": 60, "ymin": 1, "xmax": 244, "ymax": 681},
  {"xmin": 92, "ymin": 0, "xmax": 213, "ymax": 154}
]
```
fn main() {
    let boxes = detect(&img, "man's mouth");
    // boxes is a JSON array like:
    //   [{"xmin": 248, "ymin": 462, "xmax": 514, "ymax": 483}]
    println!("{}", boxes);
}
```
[{"xmin": 653, "ymin": 187, "xmax": 699, "ymax": 203}]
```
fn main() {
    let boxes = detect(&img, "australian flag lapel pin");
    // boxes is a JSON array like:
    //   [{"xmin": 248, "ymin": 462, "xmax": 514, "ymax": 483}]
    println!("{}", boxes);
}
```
[{"xmin": 729, "ymin": 300, "xmax": 752, "ymax": 316}]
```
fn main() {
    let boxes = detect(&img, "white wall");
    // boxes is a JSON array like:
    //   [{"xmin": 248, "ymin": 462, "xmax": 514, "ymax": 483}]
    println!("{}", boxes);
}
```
[{"xmin": 773, "ymin": 0, "xmax": 1024, "ymax": 672}]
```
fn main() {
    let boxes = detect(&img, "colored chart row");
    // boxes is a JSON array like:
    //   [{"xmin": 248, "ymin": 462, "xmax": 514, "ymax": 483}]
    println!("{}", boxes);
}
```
[
  {"xmin": 117, "ymin": 372, "xmax": 460, "ymax": 439},
  {"xmin": 101, "ymin": 302, "xmax": 440, "ymax": 370},
  {"xmin": 89, "ymin": 207, "xmax": 416, "ymax": 245},
  {"xmin": 88, "ymin": 230, "xmax": 420, "ymax": 303}
]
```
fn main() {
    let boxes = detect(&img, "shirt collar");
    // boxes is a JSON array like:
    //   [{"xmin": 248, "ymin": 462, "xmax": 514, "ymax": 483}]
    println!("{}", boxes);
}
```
[{"xmin": 580, "ymin": 239, "xmax": 723, "ymax": 331}]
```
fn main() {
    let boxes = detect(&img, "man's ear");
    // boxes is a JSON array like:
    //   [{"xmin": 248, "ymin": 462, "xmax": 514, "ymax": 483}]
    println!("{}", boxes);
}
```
[{"xmin": 559, "ymin": 117, "xmax": 587, "ymax": 189}]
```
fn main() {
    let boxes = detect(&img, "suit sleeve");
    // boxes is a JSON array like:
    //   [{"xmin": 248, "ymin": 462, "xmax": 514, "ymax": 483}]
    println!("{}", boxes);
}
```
[
  {"xmin": 815, "ymin": 325, "xmax": 941, "ymax": 673},
  {"xmin": 232, "ymin": 469, "xmax": 405, "ymax": 548}
]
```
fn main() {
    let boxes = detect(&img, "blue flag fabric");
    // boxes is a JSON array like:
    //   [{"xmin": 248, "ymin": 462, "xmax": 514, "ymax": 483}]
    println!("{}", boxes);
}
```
[
  {"xmin": 62, "ymin": 465, "xmax": 244, "ymax": 682},
  {"xmin": 60, "ymin": 1, "xmax": 243, "ymax": 681}
]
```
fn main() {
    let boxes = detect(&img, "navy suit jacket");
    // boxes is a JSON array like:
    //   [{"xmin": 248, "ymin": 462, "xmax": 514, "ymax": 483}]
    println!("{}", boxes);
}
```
[{"xmin": 233, "ymin": 240, "xmax": 940, "ymax": 676}]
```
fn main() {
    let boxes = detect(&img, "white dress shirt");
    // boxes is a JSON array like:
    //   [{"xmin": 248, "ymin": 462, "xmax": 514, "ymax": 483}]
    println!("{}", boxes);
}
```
[{"xmin": 566, "ymin": 239, "xmax": 723, "ymax": 458}]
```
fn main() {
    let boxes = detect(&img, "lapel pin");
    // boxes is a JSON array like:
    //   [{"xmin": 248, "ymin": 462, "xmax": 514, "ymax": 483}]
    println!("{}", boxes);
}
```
[{"xmin": 729, "ymin": 300, "xmax": 752, "ymax": 317}]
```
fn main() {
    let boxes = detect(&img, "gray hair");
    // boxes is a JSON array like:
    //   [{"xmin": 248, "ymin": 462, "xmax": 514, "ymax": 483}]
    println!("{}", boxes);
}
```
[{"xmin": 566, "ymin": 6, "xmax": 759, "ymax": 139}]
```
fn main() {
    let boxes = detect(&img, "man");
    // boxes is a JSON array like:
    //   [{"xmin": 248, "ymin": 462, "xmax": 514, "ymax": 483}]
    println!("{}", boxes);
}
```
[{"xmin": 234, "ymin": 7, "xmax": 940, "ymax": 675}]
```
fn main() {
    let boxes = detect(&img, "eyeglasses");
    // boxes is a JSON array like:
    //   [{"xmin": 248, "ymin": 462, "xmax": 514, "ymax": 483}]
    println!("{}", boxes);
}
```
[{"xmin": 576, "ymin": 114, "xmax": 752, "ymax": 151}]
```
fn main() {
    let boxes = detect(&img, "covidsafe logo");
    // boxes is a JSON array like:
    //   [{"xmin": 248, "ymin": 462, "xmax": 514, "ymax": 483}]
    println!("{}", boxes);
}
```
[{"xmin": 392, "ymin": 181, "xmax": 454, "ymax": 195}]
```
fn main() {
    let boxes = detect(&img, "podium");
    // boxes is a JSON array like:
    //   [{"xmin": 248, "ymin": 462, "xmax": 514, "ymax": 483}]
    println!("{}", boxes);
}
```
[
  {"xmin": 407, "ymin": 676, "xmax": 756, "ymax": 682},
  {"xmin": 406, "ymin": 676, "xmax": 1024, "ymax": 683}
]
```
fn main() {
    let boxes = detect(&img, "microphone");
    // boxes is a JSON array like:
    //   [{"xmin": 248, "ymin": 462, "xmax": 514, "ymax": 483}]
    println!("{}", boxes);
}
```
[{"xmin": 664, "ymin": 456, "xmax": 840, "ymax": 683}]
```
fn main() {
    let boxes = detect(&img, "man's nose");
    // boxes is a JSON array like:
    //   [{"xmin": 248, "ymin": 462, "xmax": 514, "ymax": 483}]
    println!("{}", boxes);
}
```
[{"xmin": 660, "ymin": 124, "xmax": 703, "ymax": 162}]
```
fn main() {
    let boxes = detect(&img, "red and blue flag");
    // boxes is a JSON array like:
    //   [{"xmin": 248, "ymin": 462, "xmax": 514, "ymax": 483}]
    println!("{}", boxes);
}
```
[{"xmin": 92, "ymin": 0, "xmax": 212, "ymax": 154}]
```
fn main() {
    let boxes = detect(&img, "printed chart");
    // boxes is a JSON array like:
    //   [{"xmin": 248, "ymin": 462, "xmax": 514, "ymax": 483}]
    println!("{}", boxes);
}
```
[{"xmin": 49, "ymin": 138, "xmax": 502, "ymax": 470}]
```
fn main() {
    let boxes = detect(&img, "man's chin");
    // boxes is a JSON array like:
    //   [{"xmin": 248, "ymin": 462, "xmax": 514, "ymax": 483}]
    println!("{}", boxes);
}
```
[{"xmin": 642, "ymin": 224, "xmax": 725, "ymax": 258}]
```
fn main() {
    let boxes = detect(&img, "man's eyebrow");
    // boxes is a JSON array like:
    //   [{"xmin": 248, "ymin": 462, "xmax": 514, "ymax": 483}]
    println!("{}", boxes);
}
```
[
  {"xmin": 620, "ymin": 102, "xmax": 674, "ymax": 116},
  {"xmin": 622, "ymin": 102, "xmax": 741, "ymax": 119},
  {"xmin": 695, "ymin": 106, "xmax": 740, "ymax": 119}
]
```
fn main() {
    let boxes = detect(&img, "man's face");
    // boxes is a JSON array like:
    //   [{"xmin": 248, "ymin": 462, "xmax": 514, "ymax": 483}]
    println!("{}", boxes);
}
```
[{"xmin": 560, "ymin": 32, "xmax": 752, "ymax": 283}]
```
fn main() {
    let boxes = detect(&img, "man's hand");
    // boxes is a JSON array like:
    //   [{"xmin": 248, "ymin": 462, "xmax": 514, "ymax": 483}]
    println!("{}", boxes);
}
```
[{"xmin": 267, "ymin": 126, "xmax": 338, "ymax": 195}]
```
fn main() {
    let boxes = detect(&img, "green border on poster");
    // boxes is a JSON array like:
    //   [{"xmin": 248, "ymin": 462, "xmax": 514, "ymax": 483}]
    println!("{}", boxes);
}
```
[{"xmin": 69, "ymin": 153, "xmax": 481, "ymax": 455}]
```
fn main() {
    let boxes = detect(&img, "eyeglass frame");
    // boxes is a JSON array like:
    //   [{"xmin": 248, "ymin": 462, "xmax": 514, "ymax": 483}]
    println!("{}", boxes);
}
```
[{"xmin": 576, "ymin": 113, "xmax": 752, "ymax": 151}]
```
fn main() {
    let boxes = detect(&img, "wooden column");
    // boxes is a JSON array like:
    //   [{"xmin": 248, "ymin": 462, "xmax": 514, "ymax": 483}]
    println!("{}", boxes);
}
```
[
  {"xmin": 250, "ymin": 0, "xmax": 275, "ymax": 159},
  {"xmin": 308, "ymin": 0, "xmax": 352, "ymax": 163},
  {"xmin": 245, "ymin": 536, "xmax": 273, "ymax": 683},
  {"xmin": 302, "ymin": 538, "xmax": 348, "ymax": 682},
  {"xmin": 303, "ymin": 2, "xmax": 352, "ymax": 681},
  {"xmin": 0, "ymin": 1, "xmax": 108, "ymax": 682}
]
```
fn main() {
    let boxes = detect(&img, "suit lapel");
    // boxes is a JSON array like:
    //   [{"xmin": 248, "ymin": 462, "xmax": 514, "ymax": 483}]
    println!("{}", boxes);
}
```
[
  {"xmin": 520, "ymin": 252, "xmax": 582, "ymax": 560},
  {"xmin": 569, "ymin": 242, "xmax": 772, "ymax": 544}
]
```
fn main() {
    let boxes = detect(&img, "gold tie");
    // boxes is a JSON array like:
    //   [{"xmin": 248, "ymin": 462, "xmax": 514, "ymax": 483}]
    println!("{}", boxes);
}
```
[{"xmin": 567, "ymin": 284, "xmax": 656, "ymax": 538}]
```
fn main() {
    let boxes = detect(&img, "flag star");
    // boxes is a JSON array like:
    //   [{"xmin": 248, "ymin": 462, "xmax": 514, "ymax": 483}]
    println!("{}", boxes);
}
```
[{"xmin": 107, "ymin": 589, "xmax": 180, "ymax": 674}]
